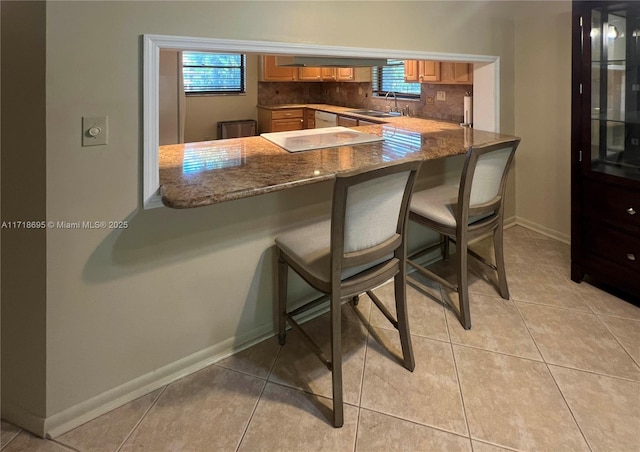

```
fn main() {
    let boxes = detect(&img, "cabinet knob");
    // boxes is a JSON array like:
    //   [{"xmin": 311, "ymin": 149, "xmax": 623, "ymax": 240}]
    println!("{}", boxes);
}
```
[
  {"xmin": 627, "ymin": 253, "xmax": 636, "ymax": 261},
  {"xmin": 627, "ymin": 207, "xmax": 636, "ymax": 215}
]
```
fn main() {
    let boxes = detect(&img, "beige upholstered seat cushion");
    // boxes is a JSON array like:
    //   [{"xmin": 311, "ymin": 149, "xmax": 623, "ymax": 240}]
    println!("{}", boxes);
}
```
[
  {"xmin": 410, "ymin": 185, "xmax": 459, "ymax": 227},
  {"xmin": 276, "ymin": 218, "xmax": 391, "ymax": 284}
]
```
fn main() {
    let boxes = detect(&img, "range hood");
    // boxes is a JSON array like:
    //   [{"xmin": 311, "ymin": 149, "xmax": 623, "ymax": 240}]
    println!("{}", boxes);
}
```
[{"xmin": 275, "ymin": 55, "xmax": 388, "ymax": 68}]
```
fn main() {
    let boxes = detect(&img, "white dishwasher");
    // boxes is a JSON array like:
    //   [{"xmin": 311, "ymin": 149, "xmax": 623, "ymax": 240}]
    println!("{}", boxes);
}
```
[{"xmin": 315, "ymin": 110, "xmax": 337, "ymax": 128}]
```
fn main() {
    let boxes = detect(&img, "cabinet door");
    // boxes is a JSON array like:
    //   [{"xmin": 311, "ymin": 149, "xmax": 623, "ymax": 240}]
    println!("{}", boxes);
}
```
[
  {"xmin": 336, "ymin": 68, "xmax": 354, "ymax": 81},
  {"xmin": 298, "ymin": 67, "xmax": 322, "ymax": 81},
  {"xmin": 453, "ymin": 63, "xmax": 473, "ymax": 83},
  {"xmin": 404, "ymin": 60, "xmax": 419, "ymax": 82},
  {"xmin": 586, "ymin": 4, "xmax": 639, "ymax": 182},
  {"xmin": 418, "ymin": 61, "xmax": 440, "ymax": 82},
  {"xmin": 261, "ymin": 56, "xmax": 298, "ymax": 81},
  {"xmin": 440, "ymin": 62, "xmax": 473, "ymax": 84},
  {"xmin": 321, "ymin": 67, "xmax": 337, "ymax": 81}
]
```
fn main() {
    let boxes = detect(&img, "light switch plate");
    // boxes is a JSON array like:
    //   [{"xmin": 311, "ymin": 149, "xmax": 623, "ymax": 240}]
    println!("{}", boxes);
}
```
[
  {"xmin": 436, "ymin": 91, "xmax": 446, "ymax": 101},
  {"xmin": 82, "ymin": 116, "xmax": 108, "ymax": 146}
]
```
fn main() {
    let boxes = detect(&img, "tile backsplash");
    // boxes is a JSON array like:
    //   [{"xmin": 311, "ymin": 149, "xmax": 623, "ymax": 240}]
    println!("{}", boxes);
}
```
[{"xmin": 258, "ymin": 81, "xmax": 471, "ymax": 123}]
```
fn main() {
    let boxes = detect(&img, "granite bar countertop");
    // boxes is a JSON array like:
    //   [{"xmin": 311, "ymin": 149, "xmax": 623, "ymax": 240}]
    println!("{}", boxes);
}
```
[{"xmin": 159, "ymin": 104, "xmax": 517, "ymax": 209}]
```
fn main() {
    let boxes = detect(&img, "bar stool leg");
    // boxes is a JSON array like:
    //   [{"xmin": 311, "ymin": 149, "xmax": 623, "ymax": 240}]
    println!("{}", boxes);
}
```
[
  {"xmin": 330, "ymin": 291, "xmax": 344, "ymax": 427},
  {"xmin": 456, "ymin": 234, "xmax": 472, "ymax": 330},
  {"xmin": 394, "ymin": 270, "xmax": 415, "ymax": 372},
  {"xmin": 277, "ymin": 253, "xmax": 288, "ymax": 345},
  {"xmin": 494, "ymin": 225, "xmax": 510, "ymax": 299}
]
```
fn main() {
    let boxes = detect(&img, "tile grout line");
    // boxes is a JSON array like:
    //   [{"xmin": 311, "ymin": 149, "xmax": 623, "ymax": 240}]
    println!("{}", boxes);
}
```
[
  {"xmin": 357, "ymin": 404, "xmax": 477, "ymax": 444},
  {"xmin": 48, "ymin": 438, "xmax": 83, "ymax": 452},
  {"xmin": 545, "ymin": 361, "xmax": 640, "ymax": 384},
  {"xmin": 233, "ymin": 340, "xmax": 285, "ymax": 451},
  {"xmin": 0, "ymin": 428, "xmax": 22, "ymax": 451},
  {"xmin": 593, "ymin": 313, "xmax": 640, "ymax": 371},
  {"xmin": 114, "ymin": 384, "xmax": 168, "ymax": 452},
  {"xmin": 511, "ymin": 297, "xmax": 594, "ymax": 315},
  {"xmin": 512, "ymin": 300, "xmax": 547, "ymax": 363},
  {"xmin": 471, "ymin": 438, "xmax": 525, "ymax": 452},
  {"xmin": 444, "ymin": 309, "xmax": 474, "ymax": 449},
  {"xmin": 544, "ymin": 363, "xmax": 594, "ymax": 452},
  {"xmin": 234, "ymin": 378, "xmax": 269, "ymax": 452}
]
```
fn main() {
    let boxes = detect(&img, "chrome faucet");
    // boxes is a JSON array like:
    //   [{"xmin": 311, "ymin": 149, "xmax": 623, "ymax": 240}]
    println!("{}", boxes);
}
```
[{"xmin": 385, "ymin": 91, "xmax": 399, "ymax": 113}]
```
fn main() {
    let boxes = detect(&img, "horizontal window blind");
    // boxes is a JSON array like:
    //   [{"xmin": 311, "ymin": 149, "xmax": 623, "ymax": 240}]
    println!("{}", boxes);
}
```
[
  {"xmin": 372, "ymin": 59, "xmax": 420, "ymax": 98},
  {"xmin": 183, "ymin": 52, "xmax": 246, "ymax": 94}
]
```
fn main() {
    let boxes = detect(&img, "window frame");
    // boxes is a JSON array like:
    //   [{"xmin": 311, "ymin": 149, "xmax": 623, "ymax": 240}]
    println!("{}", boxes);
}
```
[
  {"xmin": 372, "ymin": 59, "xmax": 421, "ymax": 100},
  {"xmin": 182, "ymin": 51, "xmax": 247, "ymax": 96}
]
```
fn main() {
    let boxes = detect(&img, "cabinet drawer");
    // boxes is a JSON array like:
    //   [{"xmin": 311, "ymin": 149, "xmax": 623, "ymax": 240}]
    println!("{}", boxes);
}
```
[
  {"xmin": 271, "ymin": 109, "xmax": 304, "ymax": 120},
  {"xmin": 583, "ymin": 181, "xmax": 640, "ymax": 233},
  {"xmin": 271, "ymin": 118, "xmax": 304, "ymax": 132},
  {"xmin": 584, "ymin": 222, "xmax": 640, "ymax": 274},
  {"xmin": 337, "ymin": 116, "xmax": 358, "ymax": 127}
]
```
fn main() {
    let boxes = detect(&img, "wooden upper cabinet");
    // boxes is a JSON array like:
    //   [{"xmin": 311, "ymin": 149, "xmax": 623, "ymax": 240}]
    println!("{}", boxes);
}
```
[
  {"xmin": 418, "ymin": 61, "xmax": 440, "ymax": 82},
  {"xmin": 321, "ymin": 67, "xmax": 337, "ymax": 81},
  {"xmin": 404, "ymin": 60, "xmax": 440, "ymax": 82},
  {"xmin": 297, "ymin": 67, "xmax": 338, "ymax": 81},
  {"xmin": 260, "ymin": 56, "xmax": 371, "ymax": 83},
  {"xmin": 336, "ymin": 67, "xmax": 354, "ymax": 81},
  {"xmin": 260, "ymin": 56, "xmax": 298, "ymax": 81},
  {"xmin": 440, "ymin": 62, "xmax": 473, "ymax": 84},
  {"xmin": 404, "ymin": 60, "xmax": 419, "ymax": 82},
  {"xmin": 405, "ymin": 60, "xmax": 472, "ymax": 84},
  {"xmin": 298, "ymin": 67, "xmax": 323, "ymax": 81}
]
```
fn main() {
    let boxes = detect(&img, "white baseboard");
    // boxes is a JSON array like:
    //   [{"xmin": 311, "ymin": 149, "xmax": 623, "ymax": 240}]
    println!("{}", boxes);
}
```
[
  {"xmin": 1, "ymin": 402, "xmax": 47, "ymax": 438},
  {"xmin": 514, "ymin": 216, "xmax": 570, "ymax": 244},
  {"xmin": 43, "ymin": 322, "xmax": 276, "ymax": 438}
]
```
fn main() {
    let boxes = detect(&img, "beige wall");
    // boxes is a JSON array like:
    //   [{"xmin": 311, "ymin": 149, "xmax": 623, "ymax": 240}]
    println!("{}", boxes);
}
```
[
  {"xmin": 0, "ymin": 0, "xmax": 572, "ymax": 436},
  {"xmin": 514, "ymin": 1, "xmax": 572, "ymax": 241},
  {"xmin": 1, "ymin": 0, "xmax": 48, "ymax": 424}
]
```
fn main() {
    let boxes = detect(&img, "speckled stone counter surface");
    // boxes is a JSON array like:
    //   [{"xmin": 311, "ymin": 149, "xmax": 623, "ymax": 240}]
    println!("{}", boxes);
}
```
[{"xmin": 159, "ymin": 104, "xmax": 517, "ymax": 209}]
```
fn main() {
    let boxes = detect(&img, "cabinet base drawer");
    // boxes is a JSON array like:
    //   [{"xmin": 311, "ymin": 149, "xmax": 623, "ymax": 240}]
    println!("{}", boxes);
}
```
[
  {"xmin": 583, "ymin": 222, "xmax": 640, "ymax": 273},
  {"xmin": 583, "ymin": 180, "xmax": 640, "ymax": 233},
  {"xmin": 271, "ymin": 109, "xmax": 304, "ymax": 120}
]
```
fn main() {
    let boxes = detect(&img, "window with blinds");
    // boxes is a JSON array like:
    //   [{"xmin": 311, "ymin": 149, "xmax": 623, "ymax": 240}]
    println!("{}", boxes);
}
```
[
  {"xmin": 182, "ymin": 52, "xmax": 246, "ymax": 95},
  {"xmin": 372, "ymin": 59, "xmax": 421, "ymax": 99}
]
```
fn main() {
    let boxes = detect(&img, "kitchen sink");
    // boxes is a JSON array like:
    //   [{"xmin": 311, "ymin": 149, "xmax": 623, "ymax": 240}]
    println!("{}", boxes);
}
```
[{"xmin": 346, "ymin": 109, "xmax": 402, "ymax": 118}]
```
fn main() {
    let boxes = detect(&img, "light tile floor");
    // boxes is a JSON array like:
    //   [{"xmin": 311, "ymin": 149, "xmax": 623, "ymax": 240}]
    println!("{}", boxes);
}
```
[{"xmin": 2, "ymin": 226, "xmax": 639, "ymax": 452}]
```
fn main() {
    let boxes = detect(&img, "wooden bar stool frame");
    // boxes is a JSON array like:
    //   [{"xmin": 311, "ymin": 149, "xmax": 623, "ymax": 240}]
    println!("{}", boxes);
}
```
[
  {"xmin": 407, "ymin": 138, "xmax": 521, "ymax": 330},
  {"xmin": 275, "ymin": 159, "xmax": 423, "ymax": 427}
]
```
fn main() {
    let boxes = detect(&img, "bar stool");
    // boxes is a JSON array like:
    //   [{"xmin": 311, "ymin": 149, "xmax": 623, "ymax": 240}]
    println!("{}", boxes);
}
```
[
  {"xmin": 275, "ymin": 158, "xmax": 423, "ymax": 427},
  {"xmin": 407, "ymin": 138, "xmax": 520, "ymax": 330}
]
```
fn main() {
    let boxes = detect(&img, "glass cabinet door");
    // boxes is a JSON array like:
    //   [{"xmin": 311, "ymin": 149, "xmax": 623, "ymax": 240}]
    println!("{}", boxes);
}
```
[{"xmin": 589, "ymin": 3, "xmax": 640, "ymax": 181}]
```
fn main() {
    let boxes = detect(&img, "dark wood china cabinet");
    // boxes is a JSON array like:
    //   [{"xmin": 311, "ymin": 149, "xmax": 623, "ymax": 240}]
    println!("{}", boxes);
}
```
[{"xmin": 572, "ymin": 1, "xmax": 640, "ymax": 297}]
